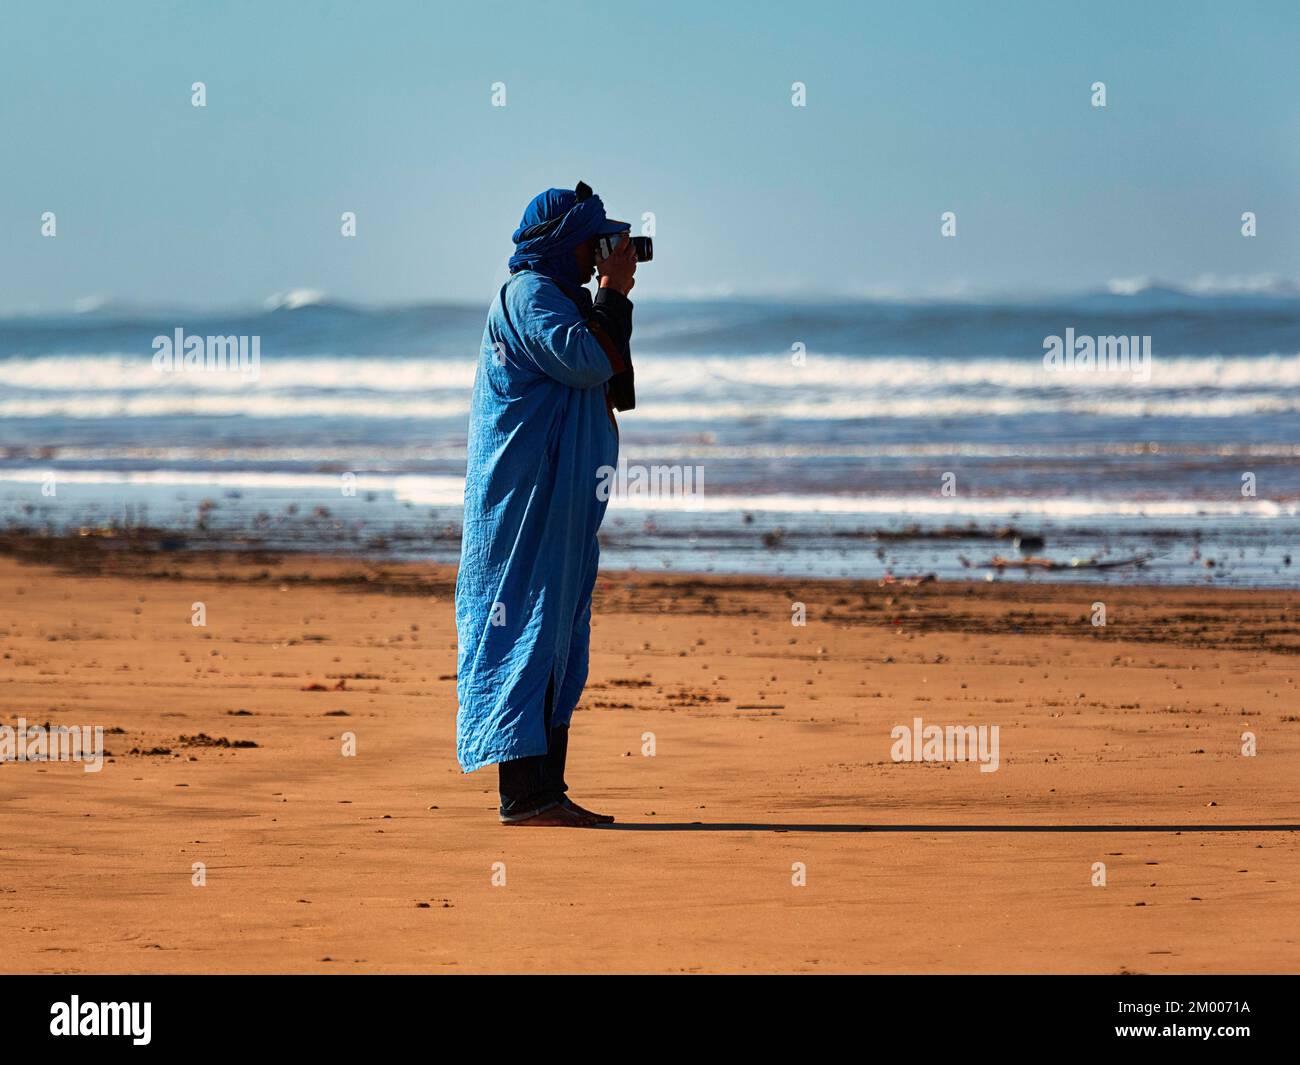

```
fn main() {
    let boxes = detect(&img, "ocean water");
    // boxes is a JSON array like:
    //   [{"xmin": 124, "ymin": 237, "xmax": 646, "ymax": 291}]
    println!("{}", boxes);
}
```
[{"xmin": 1, "ymin": 287, "xmax": 1297, "ymax": 585}]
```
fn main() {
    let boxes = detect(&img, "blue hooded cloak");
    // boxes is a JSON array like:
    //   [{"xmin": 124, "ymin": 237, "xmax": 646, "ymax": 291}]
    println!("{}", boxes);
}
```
[{"xmin": 454, "ymin": 185, "xmax": 631, "ymax": 773}]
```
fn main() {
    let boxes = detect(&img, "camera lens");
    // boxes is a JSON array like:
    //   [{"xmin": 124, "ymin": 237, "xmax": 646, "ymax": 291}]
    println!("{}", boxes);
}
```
[{"xmin": 631, "ymin": 236, "xmax": 653, "ymax": 262}]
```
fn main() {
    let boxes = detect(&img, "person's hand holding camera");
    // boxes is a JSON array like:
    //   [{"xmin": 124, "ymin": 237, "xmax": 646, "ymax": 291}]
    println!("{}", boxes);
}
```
[{"xmin": 597, "ymin": 235, "xmax": 637, "ymax": 296}]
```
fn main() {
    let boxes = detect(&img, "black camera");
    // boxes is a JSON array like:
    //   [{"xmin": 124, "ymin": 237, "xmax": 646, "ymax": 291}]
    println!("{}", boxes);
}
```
[{"xmin": 597, "ymin": 233, "xmax": 653, "ymax": 262}]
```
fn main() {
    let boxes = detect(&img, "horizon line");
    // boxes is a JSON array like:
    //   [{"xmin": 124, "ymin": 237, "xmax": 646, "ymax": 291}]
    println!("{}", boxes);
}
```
[{"xmin": 5, "ymin": 276, "xmax": 1300, "ymax": 320}]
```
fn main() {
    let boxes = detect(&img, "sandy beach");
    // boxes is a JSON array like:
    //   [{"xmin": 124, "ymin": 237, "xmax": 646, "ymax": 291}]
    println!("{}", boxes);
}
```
[{"xmin": 1, "ymin": 541, "xmax": 1297, "ymax": 974}]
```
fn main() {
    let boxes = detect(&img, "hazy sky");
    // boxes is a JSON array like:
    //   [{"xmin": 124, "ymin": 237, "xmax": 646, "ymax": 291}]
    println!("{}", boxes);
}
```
[{"xmin": 2, "ymin": 0, "xmax": 1297, "ymax": 311}]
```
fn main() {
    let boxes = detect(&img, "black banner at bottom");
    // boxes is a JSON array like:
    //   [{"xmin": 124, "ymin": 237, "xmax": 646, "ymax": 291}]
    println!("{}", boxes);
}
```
[{"xmin": 0, "ymin": 974, "xmax": 1290, "ymax": 1051}]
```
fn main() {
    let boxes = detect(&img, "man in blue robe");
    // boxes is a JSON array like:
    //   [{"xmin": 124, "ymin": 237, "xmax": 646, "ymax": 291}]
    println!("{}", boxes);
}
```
[{"xmin": 455, "ymin": 181, "xmax": 637, "ymax": 826}]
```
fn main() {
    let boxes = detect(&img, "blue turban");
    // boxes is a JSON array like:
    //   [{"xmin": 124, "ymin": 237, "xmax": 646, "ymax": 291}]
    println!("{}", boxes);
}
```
[{"xmin": 507, "ymin": 183, "xmax": 623, "ymax": 301}]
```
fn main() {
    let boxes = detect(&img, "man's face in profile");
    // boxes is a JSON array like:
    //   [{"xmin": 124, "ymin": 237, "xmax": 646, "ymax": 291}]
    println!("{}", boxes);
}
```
[{"xmin": 573, "ymin": 238, "xmax": 597, "ymax": 283}]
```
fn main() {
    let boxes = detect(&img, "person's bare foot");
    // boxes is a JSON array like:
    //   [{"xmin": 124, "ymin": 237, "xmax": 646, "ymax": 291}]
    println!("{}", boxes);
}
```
[
  {"xmin": 501, "ymin": 802, "xmax": 596, "ymax": 827},
  {"xmin": 563, "ymin": 798, "xmax": 615, "ymax": 824}
]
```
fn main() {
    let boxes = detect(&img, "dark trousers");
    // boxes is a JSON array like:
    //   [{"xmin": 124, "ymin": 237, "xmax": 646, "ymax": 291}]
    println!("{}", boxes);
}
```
[{"xmin": 498, "ymin": 678, "xmax": 569, "ymax": 819}]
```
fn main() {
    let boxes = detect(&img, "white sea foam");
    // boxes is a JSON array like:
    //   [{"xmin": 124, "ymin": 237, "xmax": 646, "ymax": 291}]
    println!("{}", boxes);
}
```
[
  {"xmin": 3, "ymin": 468, "xmax": 1294, "ymax": 519},
  {"xmin": 2, "ymin": 352, "xmax": 1298, "ymax": 396},
  {"xmin": 2, "ymin": 390, "xmax": 1296, "ymax": 421},
  {"xmin": 0, "ymin": 394, "xmax": 470, "ymax": 420},
  {"xmin": 14, "ymin": 442, "xmax": 1300, "ymax": 464},
  {"xmin": 1, "ymin": 350, "xmax": 1296, "ymax": 421},
  {"xmin": 0, "ymin": 355, "xmax": 478, "ymax": 393}
]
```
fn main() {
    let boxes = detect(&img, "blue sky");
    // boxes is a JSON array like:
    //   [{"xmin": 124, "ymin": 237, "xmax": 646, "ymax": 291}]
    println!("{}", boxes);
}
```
[{"xmin": 2, "ymin": 0, "xmax": 1297, "ymax": 310}]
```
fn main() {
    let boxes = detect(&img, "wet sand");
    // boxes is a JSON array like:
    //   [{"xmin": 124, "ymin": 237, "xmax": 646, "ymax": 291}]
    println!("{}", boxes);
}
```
[{"xmin": 1, "ymin": 545, "xmax": 1297, "ymax": 973}]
